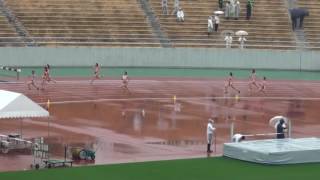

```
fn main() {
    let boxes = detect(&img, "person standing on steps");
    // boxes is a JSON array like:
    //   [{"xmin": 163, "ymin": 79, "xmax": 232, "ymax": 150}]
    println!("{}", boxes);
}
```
[
  {"xmin": 246, "ymin": 0, "xmax": 252, "ymax": 20},
  {"xmin": 208, "ymin": 16, "xmax": 214, "ymax": 36},
  {"xmin": 162, "ymin": 0, "xmax": 168, "ymax": 15},
  {"xmin": 214, "ymin": 15, "xmax": 220, "ymax": 32},
  {"xmin": 172, "ymin": 0, "xmax": 179, "ymax": 15}
]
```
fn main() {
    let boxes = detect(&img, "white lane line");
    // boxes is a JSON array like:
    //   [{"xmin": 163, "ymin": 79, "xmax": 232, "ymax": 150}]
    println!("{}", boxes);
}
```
[{"xmin": 38, "ymin": 96, "xmax": 320, "ymax": 105}]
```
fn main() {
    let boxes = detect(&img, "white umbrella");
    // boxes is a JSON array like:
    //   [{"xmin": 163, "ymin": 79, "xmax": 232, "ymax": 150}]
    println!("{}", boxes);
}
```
[
  {"xmin": 221, "ymin": 30, "xmax": 235, "ymax": 36},
  {"xmin": 235, "ymin": 30, "xmax": 248, "ymax": 36},
  {"xmin": 214, "ymin": 11, "xmax": 224, "ymax": 15},
  {"xmin": 269, "ymin": 116, "xmax": 289, "ymax": 129}
]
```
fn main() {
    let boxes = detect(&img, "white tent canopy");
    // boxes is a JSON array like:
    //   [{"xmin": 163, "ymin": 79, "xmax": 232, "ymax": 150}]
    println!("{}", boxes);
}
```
[{"xmin": 0, "ymin": 90, "xmax": 49, "ymax": 119}]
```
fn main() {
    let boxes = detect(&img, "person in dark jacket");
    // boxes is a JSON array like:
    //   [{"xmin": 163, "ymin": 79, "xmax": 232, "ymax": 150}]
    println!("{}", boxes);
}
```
[
  {"xmin": 276, "ymin": 119, "xmax": 287, "ymax": 139},
  {"xmin": 218, "ymin": 0, "xmax": 223, "ymax": 9},
  {"xmin": 246, "ymin": 1, "xmax": 252, "ymax": 20},
  {"xmin": 290, "ymin": 8, "xmax": 309, "ymax": 30}
]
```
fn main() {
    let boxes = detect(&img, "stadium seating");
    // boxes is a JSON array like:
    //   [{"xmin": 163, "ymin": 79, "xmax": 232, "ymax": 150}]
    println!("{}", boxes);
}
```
[
  {"xmin": 4, "ymin": 0, "xmax": 161, "ymax": 47},
  {"xmin": 0, "ymin": 0, "xmax": 317, "ymax": 50},
  {"xmin": 0, "ymin": 12, "xmax": 24, "ymax": 46}
]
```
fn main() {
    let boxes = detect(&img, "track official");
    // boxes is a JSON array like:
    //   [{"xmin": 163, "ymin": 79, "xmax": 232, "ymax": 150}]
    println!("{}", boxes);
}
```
[
  {"xmin": 207, "ymin": 118, "xmax": 216, "ymax": 153},
  {"xmin": 276, "ymin": 119, "xmax": 287, "ymax": 139}
]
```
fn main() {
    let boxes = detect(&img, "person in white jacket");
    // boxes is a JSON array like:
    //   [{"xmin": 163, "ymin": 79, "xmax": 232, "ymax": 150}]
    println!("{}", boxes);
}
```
[
  {"xmin": 239, "ymin": 36, "xmax": 247, "ymax": 49},
  {"xmin": 208, "ymin": 16, "xmax": 213, "ymax": 36},
  {"xmin": 207, "ymin": 118, "xmax": 216, "ymax": 153},
  {"xmin": 177, "ymin": 7, "xmax": 184, "ymax": 22},
  {"xmin": 224, "ymin": 33, "xmax": 233, "ymax": 48},
  {"xmin": 234, "ymin": 0, "xmax": 241, "ymax": 20}
]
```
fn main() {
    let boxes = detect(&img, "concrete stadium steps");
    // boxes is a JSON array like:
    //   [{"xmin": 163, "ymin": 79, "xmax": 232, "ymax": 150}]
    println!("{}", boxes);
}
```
[
  {"xmin": 0, "ymin": 0, "xmax": 314, "ymax": 49},
  {"xmin": 31, "ymin": 36, "xmax": 158, "ymax": 43},
  {"xmin": 26, "ymin": 29, "xmax": 154, "ymax": 35},
  {"xmin": 163, "ymin": 26, "xmax": 291, "ymax": 33},
  {"xmin": 20, "ymin": 20, "xmax": 149, "ymax": 26},
  {"xmin": 30, "ymin": 33, "xmax": 156, "ymax": 39},
  {"xmin": 159, "ymin": 19, "xmax": 291, "ymax": 26},
  {"xmin": 172, "ymin": 43, "xmax": 296, "ymax": 50},
  {"xmin": 35, "ymin": 42, "xmax": 162, "ymax": 47},
  {"xmin": 3, "ymin": 0, "xmax": 161, "ymax": 47},
  {"xmin": 23, "ymin": 25, "xmax": 152, "ymax": 31},
  {"xmin": 150, "ymin": 0, "xmax": 296, "ymax": 50},
  {"xmin": 16, "ymin": 16, "xmax": 148, "ymax": 22},
  {"xmin": 296, "ymin": 0, "xmax": 320, "ymax": 48},
  {"xmin": 170, "ymin": 38, "xmax": 296, "ymax": 48},
  {"xmin": 13, "ymin": 12, "xmax": 145, "ymax": 17},
  {"xmin": 169, "ymin": 34, "xmax": 294, "ymax": 41}
]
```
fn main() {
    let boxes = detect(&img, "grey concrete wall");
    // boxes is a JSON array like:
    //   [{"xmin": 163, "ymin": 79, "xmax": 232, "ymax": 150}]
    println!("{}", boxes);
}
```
[{"xmin": 0, "ymin": 47, "xmax": 318, "ymax": 70}]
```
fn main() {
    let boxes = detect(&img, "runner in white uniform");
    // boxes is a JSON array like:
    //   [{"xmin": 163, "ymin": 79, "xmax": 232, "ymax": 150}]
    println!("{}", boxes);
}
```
[
  {"xmin": 121, "ymin": 71, "xmax": 130, "ymax": 93},
  {"xmin": 27, "ymin": 70, "xmax": 39, "ymax": 90}
]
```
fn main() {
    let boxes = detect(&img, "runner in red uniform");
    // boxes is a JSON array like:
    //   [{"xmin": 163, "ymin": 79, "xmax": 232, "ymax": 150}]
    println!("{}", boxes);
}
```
[
  {"xmin": 46, "ymin": 64, "xmax": 56, "ymax": 83},
  {"xmin": 224, "ymin": 72, "xmax": 240, "ymax": 94},
  {"xmin": 41, "ymin": 66, "xmax": 49, "ymax": 90},
  {"xmin": 257, "ymin": 76, "xmax": 267, "ymax": 94},
  {"xmin": 90, "ymin": 63, "xmax": 101, "ymax": 84}
]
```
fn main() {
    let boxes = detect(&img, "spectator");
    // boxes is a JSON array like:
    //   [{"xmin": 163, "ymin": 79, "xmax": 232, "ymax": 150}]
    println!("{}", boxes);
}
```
[
  {"xmin": 291, "ymin": 14, "xmax": 297, "ymax": 30},
  {"xmin": 239, "ymin": 36, "xmax": 246, "ymax": 49},
  {"xmin": 230, "ymin": 0, "xmax": 236, "ymax": 18},
  {"xmin": 224, "ymin": 33, "xmax": 233, "ymax": 48},
  {"xmin": 208, "ymin": 16, "xmax": 214, "ymax": 36},
  {"xmin": 225, "ymin": 1, "xmax": 231, "ymax": 19},
  {"xmin": 177, "ymin": 7, "xmax": 184, "ymax": 22},
  {"xmin": 246, "ymin": 0, "xmax": 252, "ymax": 20},
  {"xmin": 218, "ymin": 0, "xmax": 223, "ymax": 9},
  {"xmin": 290, "ymin": 8, "xmax": 309, "ymax": 30},
  {"xmin": 172, "ymin": 0, "xmax": 179, "ymax": 15},
  {"xmin": 276, "ymin": 119, "xmax": 287, "ymax": 139},
  {"xmin": 162, "ymin": 0, "xmax": 168, "ymax": 15},
  {"xmin": 214, "ymin": 15, "xmax": 220, "ymax": 32},
  {"xmin": 299, "ymin": 11, "xmax": 309, "ymax": 28},
  {"xmin": 234, "ymin": 0, "xmax": 240, "ymax": 20},
  {"xmin": 249, "ymin": 0, "xmax": 254, "ymax": 6},
  {"xmin": 206, "ymin": 118, "xmax": 216, "ymax": 153}
]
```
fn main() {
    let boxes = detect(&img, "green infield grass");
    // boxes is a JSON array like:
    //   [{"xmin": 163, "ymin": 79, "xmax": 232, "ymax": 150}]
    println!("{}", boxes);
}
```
[{"xmin": 1, "ymin": 157, "xmax": 319, "ymax": 180}]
